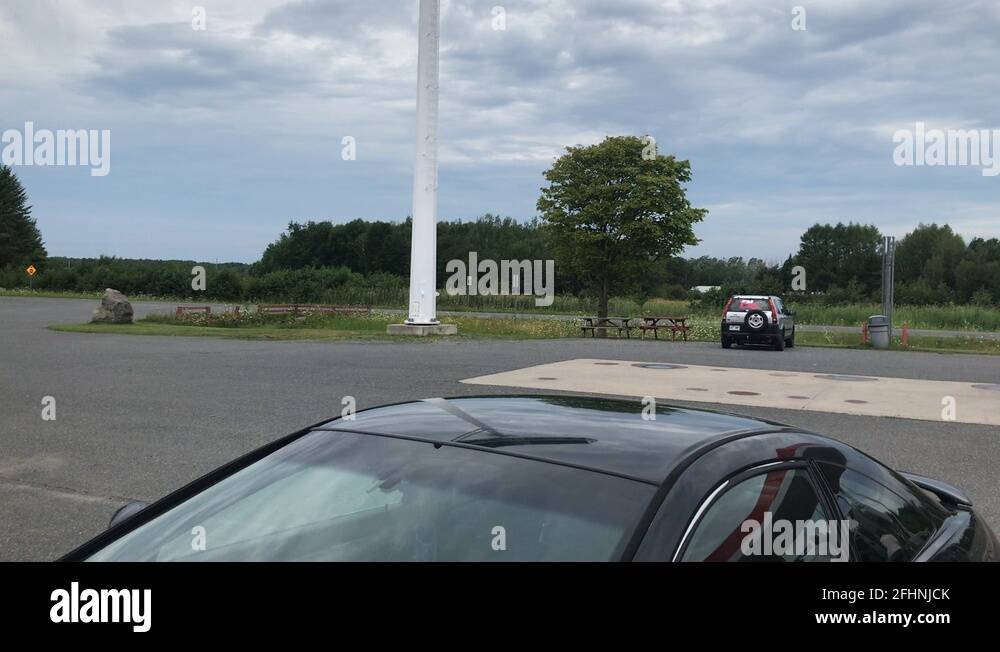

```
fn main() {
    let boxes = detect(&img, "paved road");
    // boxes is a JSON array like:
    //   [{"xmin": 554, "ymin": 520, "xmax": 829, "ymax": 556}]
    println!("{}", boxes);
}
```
[{"xmin": 1, "ymin": 296, "xmax": 999, "ymax": 560}]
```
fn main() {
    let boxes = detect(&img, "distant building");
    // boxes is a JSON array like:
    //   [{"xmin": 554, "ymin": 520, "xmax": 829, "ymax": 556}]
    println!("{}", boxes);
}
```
[{"xmin": 690, "ymin": 285, "xmax": 721, "ymax": 294}]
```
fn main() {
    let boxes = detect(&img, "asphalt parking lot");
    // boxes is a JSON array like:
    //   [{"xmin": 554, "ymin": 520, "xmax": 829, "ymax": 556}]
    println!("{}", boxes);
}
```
[{"xmin": 2, "ymin": 296, "xmax": 999, "ymax": 561}]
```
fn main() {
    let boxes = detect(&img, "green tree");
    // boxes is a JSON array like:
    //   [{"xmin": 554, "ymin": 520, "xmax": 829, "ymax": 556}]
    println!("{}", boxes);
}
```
[
  {"xmin": 793, "ymin": 223, "xmax": 882, "ymax": 296},
  {"xmin": 537, "ymin": 136, "xmax": 707, "ymax": 317},
  {"xmin": 0, "ymin": 166, "xmax": 47, "ymax": 271},
  {"xmin": 955, "ymin": 237, "xmax": 1000, "ymax": 303},
  {"xmin": 895, "ymin": 223, "xmax": 967, "ymax": 290}
]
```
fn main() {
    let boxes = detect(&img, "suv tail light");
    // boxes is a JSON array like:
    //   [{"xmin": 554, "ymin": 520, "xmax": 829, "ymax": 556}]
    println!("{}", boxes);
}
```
[
  {"xmin": 768, "ymin": 298, "xmax": 778, "ymax": 324},
  {"xmin": 722, "ymin": 296, "xmax": 733, "ymax": 319}
]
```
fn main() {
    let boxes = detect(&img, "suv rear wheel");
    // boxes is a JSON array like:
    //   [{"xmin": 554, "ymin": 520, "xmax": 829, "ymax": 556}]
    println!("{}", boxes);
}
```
[
  {"xmin": 721, "ymin": 335, "xmax": 732, "ymax": 349},
  {"xmin": 774, "ymin": 330, "xmax": 786, "ymax": 351},
  {"xmin": 744, "ymin": 310, "xmax": 768, "ymax": 332}
]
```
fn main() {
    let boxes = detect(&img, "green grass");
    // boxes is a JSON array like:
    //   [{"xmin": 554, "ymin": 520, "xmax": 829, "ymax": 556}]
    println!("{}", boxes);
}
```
[
  {"xmin": 791, "ymin": 330, "xmax": 1000, "ymax": 355},
  {"xmin": 49, "ymin": 321, "xmax": 392, "ymax": 341},
  {"xmin": 1, "ymin": 288, "xmax": 185, "ymax": 302},
  {"xmin": 50, "ymin": 312, "xmax": 582, "ymax": 341},
  {"xmin": 783, "ymin": 303, "xmax": 1000, "ymax": 331},
  {"xmin": 2, "ymin": 288, "xmax": 106, "ymax": 300},
  {"xmin": 48, "ymin": 311, "xmax": 1000, "ymax": 355},
  {"xmin": 15, "ymin": 284, "xmax": 1000, "ymax": 333},
  {"xmin": 1, "ymin": 287, "xmax": 692, "ymax": 318},
  {"xmin": 436, "ymin": 294, "xmax": 692, "ymax": 317}
]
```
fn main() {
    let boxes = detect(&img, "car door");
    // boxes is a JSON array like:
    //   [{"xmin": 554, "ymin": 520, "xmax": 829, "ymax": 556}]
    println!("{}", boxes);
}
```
[{"xmin": 773, "ymin": 297, "xmax": 791, "ymax": 333}]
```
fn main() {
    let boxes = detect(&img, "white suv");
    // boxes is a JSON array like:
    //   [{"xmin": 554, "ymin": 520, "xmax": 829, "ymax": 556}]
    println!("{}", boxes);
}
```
[{"xmin": 720, "ymin": 295, "xmax": 795, "ymax": 351}]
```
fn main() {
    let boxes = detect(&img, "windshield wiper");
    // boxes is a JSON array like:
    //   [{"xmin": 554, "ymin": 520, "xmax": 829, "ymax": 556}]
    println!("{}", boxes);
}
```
[{"xmin": 460, "ymin": 436, "xmax": 596, "ymax": 449}]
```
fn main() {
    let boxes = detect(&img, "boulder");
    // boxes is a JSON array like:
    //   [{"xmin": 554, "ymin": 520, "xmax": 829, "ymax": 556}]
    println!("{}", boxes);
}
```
[{"xmin": 91, "ymin": 288, "xmax": 134, "ymax": 324}]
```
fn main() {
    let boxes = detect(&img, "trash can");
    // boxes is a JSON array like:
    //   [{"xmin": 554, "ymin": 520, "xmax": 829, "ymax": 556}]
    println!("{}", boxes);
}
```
[{"xmin": 868, "ymin": 315, "xmax": 890, "ymax": 349}]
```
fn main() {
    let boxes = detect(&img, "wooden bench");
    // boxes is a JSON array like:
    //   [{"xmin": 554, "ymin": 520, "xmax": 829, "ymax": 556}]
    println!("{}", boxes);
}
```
[
  {"xmin": 256, "ymin": 304, "xmax": 370, "ymax": 315},
  {"xmin": 175, "ymin": 305, "xmax": 212, "ymax": 316}
]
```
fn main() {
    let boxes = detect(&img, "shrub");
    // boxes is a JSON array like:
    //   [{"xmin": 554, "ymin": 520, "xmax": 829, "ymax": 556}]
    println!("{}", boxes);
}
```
[
  {"xmin": 970, "ymin": 288, "xmax": 995, "ymax": 307},
  {"xmin": 895, "ymin": 280, "xmax": 954, "ymax": 306}
]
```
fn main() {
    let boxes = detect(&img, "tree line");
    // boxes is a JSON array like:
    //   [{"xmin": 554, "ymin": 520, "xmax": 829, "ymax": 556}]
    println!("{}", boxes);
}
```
[
  {"xmin": 6, "ymin": 219, "xmax": 995, "ymax": 308},
  {"xmin": 253, "ymin": 217, "xmax": 1000, "ymax": 307},
  {"xmin": 790, "ymin": 222, "xmax": 997, "ymax": 306}
]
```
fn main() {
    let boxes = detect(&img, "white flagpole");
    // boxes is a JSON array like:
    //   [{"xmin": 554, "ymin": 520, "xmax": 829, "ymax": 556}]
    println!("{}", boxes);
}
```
[{"xmin": 406, "ymin": 0, "xmax": 441, "ymax": 325}]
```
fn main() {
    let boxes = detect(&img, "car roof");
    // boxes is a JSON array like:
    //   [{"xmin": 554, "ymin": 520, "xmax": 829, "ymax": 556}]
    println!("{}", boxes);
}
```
[{"xmin": 312, "ymin": 395, "xmax": 796, "ymax": 484}]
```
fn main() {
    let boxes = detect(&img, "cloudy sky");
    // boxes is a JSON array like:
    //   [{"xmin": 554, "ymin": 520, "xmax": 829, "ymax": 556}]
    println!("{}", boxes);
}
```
[{"xmin": 3, "ymin": 0, "xmax": 1000, "ymax": 263}]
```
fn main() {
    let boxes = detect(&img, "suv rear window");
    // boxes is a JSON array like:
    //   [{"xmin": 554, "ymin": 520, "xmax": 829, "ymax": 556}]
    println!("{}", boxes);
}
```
[{"xmin": 729, "ymin": 298, "xmax": 770, "ymax": 312}]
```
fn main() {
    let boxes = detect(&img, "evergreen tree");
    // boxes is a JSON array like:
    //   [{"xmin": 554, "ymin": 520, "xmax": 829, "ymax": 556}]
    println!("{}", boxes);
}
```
[{"xmin": 0, "ymin": 166, "xmax": 47, "ymax": 270}]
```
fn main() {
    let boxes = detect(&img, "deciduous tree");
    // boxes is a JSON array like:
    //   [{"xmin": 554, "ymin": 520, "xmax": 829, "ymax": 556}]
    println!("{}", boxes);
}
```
[{"xmin": 537, "ymin": 136, "xmax": 706, "ymax": 317}]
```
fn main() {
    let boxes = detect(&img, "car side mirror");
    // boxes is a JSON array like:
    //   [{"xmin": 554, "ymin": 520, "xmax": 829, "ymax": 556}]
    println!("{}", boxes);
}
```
[
  {"xmin": 108, "ymin": 501, "xmax": 149, "ymax": 529},
  {"xmin": 786, "ymin": 310, "xmax": 795, "ymax": 317}
]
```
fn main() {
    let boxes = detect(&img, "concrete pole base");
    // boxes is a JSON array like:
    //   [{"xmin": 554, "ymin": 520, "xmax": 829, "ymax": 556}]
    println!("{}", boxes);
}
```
[{"xmin": 387, "ymin": 323, "xmax": 458, "ymax": 337}]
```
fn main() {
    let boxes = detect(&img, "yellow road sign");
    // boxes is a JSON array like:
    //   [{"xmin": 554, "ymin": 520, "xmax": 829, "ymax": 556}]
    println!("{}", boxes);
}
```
[{"xmin": 25, "ymin": 265, "xmax": 37, "ymax": 276}]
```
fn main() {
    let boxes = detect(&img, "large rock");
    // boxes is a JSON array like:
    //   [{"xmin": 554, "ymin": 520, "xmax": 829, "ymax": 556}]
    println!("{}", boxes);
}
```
[{"xmin": 91, "ymin": 288, "xmax": 134, "ymax": 324}]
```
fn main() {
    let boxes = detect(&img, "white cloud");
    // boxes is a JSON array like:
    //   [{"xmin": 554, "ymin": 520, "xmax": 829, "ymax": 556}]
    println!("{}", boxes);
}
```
[{"xmin": 3, "ymin": 0, "xmax": 1000, "ymax": 261}]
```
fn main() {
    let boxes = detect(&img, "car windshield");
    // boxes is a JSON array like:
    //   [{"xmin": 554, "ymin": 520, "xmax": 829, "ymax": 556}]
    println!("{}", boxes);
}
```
[
  {"xmin": 729, "ymin": 298, "xmax": 770, "ymax": 311},
  {"xmin": 87, "ymin": 431, "xmax": 655, "ymax": 561}
]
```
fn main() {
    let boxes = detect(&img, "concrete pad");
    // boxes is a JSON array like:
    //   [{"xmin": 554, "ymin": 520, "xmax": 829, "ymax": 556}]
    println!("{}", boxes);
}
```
[
  {"xmin": 462, "ymin": 358, "xmax": 1000, "ymax": 426},
  {"xmin": 386, "ymin": 323, "xmax": 458, "ymax": 336}
]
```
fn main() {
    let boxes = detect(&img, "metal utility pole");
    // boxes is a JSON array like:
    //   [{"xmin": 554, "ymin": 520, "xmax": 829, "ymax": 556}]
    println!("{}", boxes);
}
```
[
  {"xmin": 881, "ymin": 236, "xmax": 896, "ymax": 339},
  {"xmin": 388, "ymin": 0, "xmax": 454, "ymax": 336},
  {"xmin": 405, "ymin": 0, "xmax": 441, "ymax": 325}
]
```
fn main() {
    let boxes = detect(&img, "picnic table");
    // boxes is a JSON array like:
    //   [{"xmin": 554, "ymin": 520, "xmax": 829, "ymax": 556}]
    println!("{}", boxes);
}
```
[
  {"xmin": 639, "ymin": 316, "xmax": 692, "ymax": 341},
  {"xmin": 579, "ymin": 316, "xmax": 635, "ymax": 338}
]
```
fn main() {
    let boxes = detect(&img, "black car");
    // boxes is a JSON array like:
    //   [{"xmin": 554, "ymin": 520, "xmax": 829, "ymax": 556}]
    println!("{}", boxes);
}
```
[{"xmin": 64, "ymin": 396, "xmax": 997, "ymax": 562}]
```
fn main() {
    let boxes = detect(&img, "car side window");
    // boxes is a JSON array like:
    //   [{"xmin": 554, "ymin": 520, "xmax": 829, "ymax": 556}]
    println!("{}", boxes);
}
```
[
  {"xmin": 817, "ymin": 464, "xmax": 939, "ymax": 562},
  {"xmin": 680, "ymin": 467, "xmax": 836, "ymax": 562}
]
